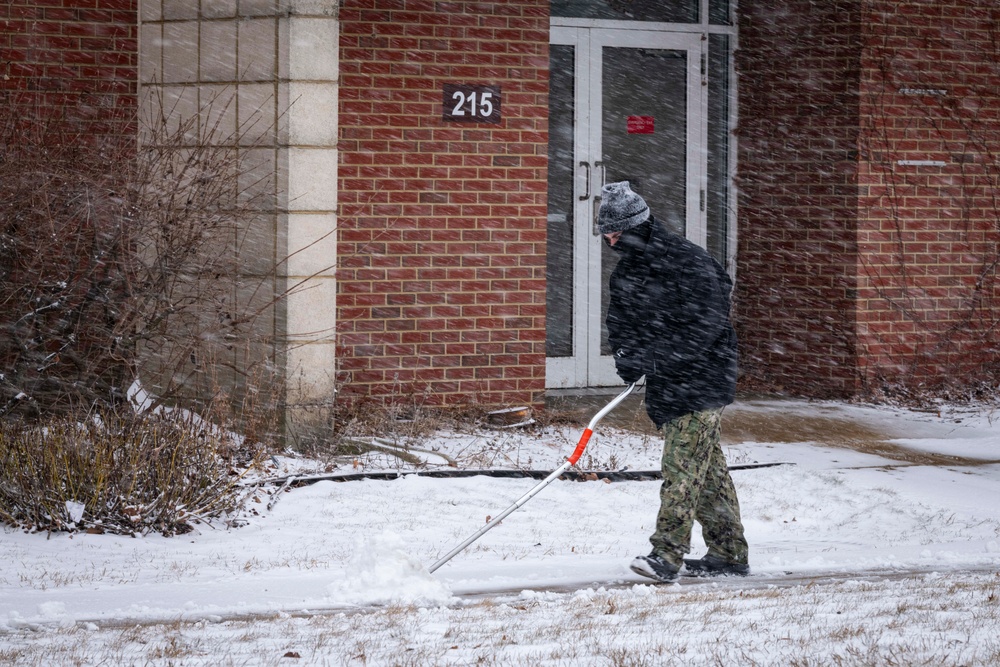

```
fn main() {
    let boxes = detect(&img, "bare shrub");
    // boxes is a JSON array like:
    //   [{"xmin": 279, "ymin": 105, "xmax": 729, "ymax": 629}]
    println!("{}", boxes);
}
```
[
  {"xmin": 128, "ymin": 93, "xmax": 283, "ymax": 420},
  {"xmin": 0, "ymin": 103, "xmax": 135, "ymax": 417},
  {"xmin": 0, "ymin": 90, "xmax": 286, "ymax": 532},
  {"xmin": 0, "ymin": 90, "xmax": 282, "ymax": 423},
  {"xmin": 0, "ymin": 409, "xmax": 261, "ymax": 535}
]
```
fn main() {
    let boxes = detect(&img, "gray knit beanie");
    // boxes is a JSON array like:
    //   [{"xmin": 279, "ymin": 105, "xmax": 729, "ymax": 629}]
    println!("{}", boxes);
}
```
[{"xmin": 597, "ymin": 181, "xmax": 649, "ymax": 235}]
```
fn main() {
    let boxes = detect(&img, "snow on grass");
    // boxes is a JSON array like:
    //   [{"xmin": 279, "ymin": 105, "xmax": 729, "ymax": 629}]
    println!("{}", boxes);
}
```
[
  {"xmin": 2, "ymin": 574, "xmax": 998, "ymax": 666},
  {"xmin": 1, "ymin": 398, "xmax": 999, "ymax": 665}
]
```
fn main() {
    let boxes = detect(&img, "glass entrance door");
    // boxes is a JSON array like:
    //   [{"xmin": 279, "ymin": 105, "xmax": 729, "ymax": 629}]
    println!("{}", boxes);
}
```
[{"xmin": 546, "ymin": 27, "xmax": 705, "ymax": 388}]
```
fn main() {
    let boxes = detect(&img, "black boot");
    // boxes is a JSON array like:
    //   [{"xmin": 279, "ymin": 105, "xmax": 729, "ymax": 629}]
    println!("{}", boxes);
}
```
[
  {"xmin": 683, "ymin": 554, "xmax": 750, "ymax": 577},
  {"xmin": 630, "ymin": 553, "xmax": 680, "ymax": 583}
]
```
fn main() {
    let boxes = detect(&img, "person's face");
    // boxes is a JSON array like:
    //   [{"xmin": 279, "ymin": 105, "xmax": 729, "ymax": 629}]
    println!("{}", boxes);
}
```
[{"xmin": 603, "ymin": 231, "xmax": 622, "ymax": 246}]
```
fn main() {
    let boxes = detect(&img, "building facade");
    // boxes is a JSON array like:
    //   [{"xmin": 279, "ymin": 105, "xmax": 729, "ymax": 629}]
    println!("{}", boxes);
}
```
[{"xmin": 3, "ymin": 0, "xmax": 998, "ymax": 428}]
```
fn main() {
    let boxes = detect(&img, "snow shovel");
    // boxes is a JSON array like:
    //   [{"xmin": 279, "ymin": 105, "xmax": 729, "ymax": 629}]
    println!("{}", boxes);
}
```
[{"xmin": 429, "ymin": 381, "xmax": 639, "ymax": 573}]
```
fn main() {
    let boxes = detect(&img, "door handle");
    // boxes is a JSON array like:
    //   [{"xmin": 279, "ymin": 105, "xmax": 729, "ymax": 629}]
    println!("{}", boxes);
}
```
[
  {"xmin": 579, "ymin": 161, "xmax": 590, "ymax": 201},
  {"xmin": 592, "ymin": 161, "xmax": 605, "ymax": 235}
]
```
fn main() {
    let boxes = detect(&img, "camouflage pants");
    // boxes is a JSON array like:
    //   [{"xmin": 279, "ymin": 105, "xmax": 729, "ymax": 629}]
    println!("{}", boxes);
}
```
[{"xmin": 650, "ymin": 408, "xmax": 748, "ymax": 568}]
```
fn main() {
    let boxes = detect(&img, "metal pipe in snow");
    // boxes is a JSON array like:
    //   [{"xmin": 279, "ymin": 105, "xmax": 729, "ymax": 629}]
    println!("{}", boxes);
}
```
[{"xmin": 428, "ymin": 382, "xmax": 639, "ymax": 574}]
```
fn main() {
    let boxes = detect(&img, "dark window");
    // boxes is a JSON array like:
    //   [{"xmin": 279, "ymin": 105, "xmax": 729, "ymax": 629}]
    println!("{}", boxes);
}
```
[{"xmin": 551, "ymin": 0, "xmax": 698, "ymax": 23}]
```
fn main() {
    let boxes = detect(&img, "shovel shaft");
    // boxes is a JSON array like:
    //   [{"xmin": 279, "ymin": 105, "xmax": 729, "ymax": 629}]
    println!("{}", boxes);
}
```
[
  {"xmin": 428, "ymin": 461, "xmax": 570, "ymax": 573},
  {"xmin": 428, "ymin": 382, "xmax": 638, "ymax": 574}
]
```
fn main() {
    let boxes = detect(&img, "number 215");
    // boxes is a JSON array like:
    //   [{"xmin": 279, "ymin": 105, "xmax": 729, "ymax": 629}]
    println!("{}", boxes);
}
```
[{"xmin": 451, "ymin": 90, "xmax": 494, "ymax": 117}]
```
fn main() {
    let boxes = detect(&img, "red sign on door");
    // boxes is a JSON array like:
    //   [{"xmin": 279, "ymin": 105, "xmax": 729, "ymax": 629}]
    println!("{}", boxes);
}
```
[{"xmin": 626, "ymin": 116, "xmax": 655, "ymax": 134}]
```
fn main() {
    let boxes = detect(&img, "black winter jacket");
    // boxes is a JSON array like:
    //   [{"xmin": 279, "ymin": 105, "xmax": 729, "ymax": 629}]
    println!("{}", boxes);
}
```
[{"xmin": 605, "ymin": 216, "xmax": 738, "ymax": 428}]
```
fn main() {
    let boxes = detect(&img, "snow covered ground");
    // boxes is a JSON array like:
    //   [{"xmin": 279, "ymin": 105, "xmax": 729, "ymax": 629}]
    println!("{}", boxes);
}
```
[{"xmin": 1, "ymin": 398, "xmax": 999, "ymax": 665}]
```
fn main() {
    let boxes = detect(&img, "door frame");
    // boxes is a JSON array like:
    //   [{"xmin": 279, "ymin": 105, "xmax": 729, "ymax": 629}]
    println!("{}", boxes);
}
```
[{"xmin": 546, "ymin": 24, "xmax": 707, "ymax": 389}]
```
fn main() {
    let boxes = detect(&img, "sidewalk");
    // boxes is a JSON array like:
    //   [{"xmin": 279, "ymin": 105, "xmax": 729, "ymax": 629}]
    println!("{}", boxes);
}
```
[{"xmin": 545, "ymin": 388, "xmax": 1000, "ymax": 466}]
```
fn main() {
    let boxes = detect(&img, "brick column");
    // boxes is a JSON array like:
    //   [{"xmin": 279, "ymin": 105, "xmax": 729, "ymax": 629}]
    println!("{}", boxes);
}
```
[
  {"xmin": 337, "ymin": 0, "xmax": 549, "ymax": 409},
  {"xmin": 857, "ymin": 0, "xmax": 1000, "ymax": 392},
  {"xmin": 735, "ymin": 0, "xmax": 863, "ymax": 397}
]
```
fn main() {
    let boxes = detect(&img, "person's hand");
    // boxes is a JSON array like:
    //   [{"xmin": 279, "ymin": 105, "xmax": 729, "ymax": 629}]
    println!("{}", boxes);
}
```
[{"xmin": 613, "ymin": 348, "xmax": 644, "ymax": 384}]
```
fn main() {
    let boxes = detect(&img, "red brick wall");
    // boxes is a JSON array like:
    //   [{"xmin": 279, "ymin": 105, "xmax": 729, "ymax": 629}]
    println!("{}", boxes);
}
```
[
  {"xmin": 337, "ymin": 0, "xmax": 550, "ymax": 408},
  {"xmin": 10, "ymin": 0, "xmax": 992, "ymax": 406},
  {"xmin": 738, "ymin": 0, "xmax": 999, "ymax": 398},
  {"xmin": 857, "ymin": 0, "xmax": 1000, "ymax": 393},
  {"xmin": 0, "ymin": 0, "xmax": 137, "ymax": 143},
  {"xmin": 735, "ymin": 1, "xmax": 864, "ymax": 397}
]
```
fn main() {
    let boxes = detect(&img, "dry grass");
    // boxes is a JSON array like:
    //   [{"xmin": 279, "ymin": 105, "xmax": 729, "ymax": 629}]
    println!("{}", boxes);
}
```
[{"xmin": 3, "ymin": 572, "xmax": 997, "ymax": 666}]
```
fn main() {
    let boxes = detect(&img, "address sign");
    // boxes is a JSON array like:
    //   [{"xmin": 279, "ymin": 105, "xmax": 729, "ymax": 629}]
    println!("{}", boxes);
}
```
[{"xmin": 442, "ymin": 84, "xmax": 501, "ymax": 124}]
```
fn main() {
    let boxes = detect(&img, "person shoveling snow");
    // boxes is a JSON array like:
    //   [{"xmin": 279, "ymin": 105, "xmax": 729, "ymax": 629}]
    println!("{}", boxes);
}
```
[{"xmin": 599, "ymin": 181, "xmax": 749, "ymax": 583}]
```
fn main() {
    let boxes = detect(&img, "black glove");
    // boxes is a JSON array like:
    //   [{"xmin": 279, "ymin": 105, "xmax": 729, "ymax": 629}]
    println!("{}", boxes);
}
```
[{"xmin": 613, "ymin": 348, "xmax": 644, "ymax": 384}]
